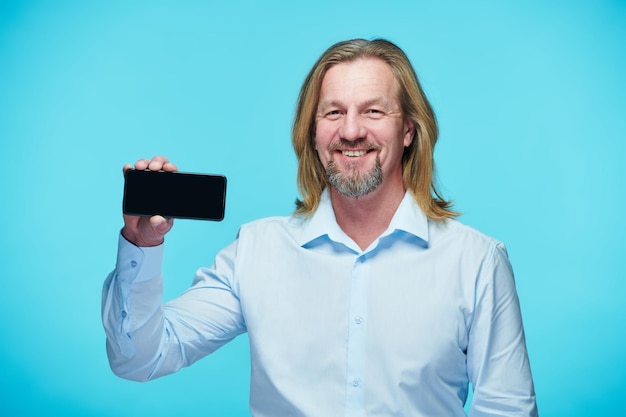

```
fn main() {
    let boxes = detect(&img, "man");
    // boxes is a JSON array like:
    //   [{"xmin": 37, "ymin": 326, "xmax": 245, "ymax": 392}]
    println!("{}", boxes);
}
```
[{"xmin": 102, "ymin": 39, "xmax": 537, "ymax": 416}]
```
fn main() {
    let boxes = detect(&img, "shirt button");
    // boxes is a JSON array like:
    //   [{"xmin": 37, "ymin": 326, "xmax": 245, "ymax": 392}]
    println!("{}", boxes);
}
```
[
  {"xmin": 354, "ymin": 316, "xmax": 363, "ymax": 325},
  {"xmin": 121, "ymin": 310, "xmax": 128, "ymax": 318},
  {"xmin": 353, "ymin": 378, "xmax": 360, "ymax": 387},
  {"xmin": 130, "ymin": 260, "xmax": 137, "ymax": 268}
]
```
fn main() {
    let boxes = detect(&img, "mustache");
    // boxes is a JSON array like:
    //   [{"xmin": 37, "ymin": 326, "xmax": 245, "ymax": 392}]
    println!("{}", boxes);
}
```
[{"xmin": 328, "ymin": 139, "xmax": 380, "ymax": 152}]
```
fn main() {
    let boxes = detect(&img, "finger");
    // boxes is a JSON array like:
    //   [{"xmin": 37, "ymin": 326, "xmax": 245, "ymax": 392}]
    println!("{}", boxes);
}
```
[
  {"xmin": 148, "ymin": 156, "xmax": 169, "ymax": 171},
  {"xmin": 162, "ymin": 162, "xmax": 178, "ymax": 172},
  {"xmin": 150, "ymin": 215, "xmax": 172, "ymax": 235},
  {"xmin": 150, "ymin": 215, "xmax": 165, "ymax": 228},
  {"xmin": 152, "ymin": 155, "xmax": 169, "ymax": 163},
  {"xmin": 134, "ymin": 158, "xmax": 150, "ymax": 170},
  {"xmin": 122, "ymin": 163, "xmax": 133, "ymax": 173}
]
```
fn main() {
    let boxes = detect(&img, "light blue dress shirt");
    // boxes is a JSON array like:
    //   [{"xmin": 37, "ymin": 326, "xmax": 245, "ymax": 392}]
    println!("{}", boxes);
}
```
[{"xmin": 102, "ymin": 190, "xmax": 537, "ymax": 416}]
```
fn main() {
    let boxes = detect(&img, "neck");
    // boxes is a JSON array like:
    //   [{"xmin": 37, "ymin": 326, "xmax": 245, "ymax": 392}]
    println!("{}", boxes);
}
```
[{"xmin": 330, "ymin": 181, "xmax": 406, "ymax": 251}]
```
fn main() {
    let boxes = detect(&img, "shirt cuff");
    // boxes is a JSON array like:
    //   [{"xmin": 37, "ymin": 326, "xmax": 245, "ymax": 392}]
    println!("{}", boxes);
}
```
[{"xmin": 115, "ymin": 233, "xmax": 164, "ymax": 283}]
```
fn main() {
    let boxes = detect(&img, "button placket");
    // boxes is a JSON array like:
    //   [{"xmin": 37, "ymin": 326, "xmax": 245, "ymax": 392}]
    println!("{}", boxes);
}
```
[{"xmin": 344, "ymin": 253, "xmax": 369, "ymax": 414}]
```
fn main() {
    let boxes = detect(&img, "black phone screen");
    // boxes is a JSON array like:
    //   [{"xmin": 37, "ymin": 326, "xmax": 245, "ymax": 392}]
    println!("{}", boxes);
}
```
[{"xmin": 123, "ymin": 169, "xmax": 226, "ymax": 221}]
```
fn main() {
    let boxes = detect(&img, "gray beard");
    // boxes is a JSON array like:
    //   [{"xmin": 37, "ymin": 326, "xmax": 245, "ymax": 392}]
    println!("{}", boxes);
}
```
[{"xmin": 325, "ymin": 158, "xmax": 383, "ymax": 198}]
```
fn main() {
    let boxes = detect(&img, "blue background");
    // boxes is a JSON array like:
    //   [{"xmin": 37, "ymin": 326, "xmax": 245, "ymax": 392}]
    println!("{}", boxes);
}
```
[{"xmin": 1, "ymin": 1, "xmax": 624, "ymax": 415}]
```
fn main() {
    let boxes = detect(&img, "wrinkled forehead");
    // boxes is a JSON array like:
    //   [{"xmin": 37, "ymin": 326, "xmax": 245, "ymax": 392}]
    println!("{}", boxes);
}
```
[{"xmin": 318, "ymin": 57, "xmax": 401, "ymax": 107}]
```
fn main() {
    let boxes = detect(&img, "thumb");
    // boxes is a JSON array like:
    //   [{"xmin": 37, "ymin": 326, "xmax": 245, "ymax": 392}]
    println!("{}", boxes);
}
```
[{"xmin": 150, "ymin": 215, "xmax": 170, "ymax": 235}]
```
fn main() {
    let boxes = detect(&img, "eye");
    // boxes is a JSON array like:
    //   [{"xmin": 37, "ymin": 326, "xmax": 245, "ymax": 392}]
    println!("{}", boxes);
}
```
[
  {"xmin": 365, "ymin": 108, "xmax": 384, "ymax": 118},
  {"xmin": 324, "ymin": 109, "xmax": 342, "ymax": 120}
]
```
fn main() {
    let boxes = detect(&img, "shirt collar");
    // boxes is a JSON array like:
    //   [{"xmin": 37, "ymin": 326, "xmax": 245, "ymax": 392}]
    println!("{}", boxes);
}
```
[
  {"xmin": 297, "ymin": 189, "xmax": 346, "ymax": 247},
  {"xmin": 385, "ymin": 191, "xmax": 429, "ymax": 243},
  {"xmin": 296, "ymin": 189, "xmax": 429, "ymax": 249}
]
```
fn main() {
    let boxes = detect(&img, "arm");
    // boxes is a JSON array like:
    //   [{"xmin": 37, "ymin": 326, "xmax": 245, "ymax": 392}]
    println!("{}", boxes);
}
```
[
  {"xmin": 101, "ymin": 156, "xmax": 245, "ymax": 381},
  {"xmin": 101, "ymin": 235, "xmax": 246, "ymax": 381},
  {"xmin": 467, "ymin": 243, "xmax": 538, "ymax": 417},
  {"xmin": 101, "ymin": 235, "xmax": 167, "ymax": 380}
]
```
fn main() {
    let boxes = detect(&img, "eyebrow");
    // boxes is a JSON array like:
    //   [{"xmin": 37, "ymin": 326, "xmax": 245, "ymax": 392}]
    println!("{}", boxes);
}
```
[{"xmin": 317, "ymin": 97, "xmax": 393, "ymax": 114}]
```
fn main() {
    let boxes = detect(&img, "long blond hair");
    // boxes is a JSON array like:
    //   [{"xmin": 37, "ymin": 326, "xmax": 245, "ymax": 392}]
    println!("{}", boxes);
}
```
[{"xmin": 292, "ymin": 38, "xmax": 458, "ymax": 220}]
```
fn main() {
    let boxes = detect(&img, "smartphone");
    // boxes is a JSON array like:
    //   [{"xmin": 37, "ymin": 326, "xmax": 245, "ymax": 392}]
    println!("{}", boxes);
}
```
[{"xmin": 123, "ymin": 169, "xmax": 227, "ymax": 221}]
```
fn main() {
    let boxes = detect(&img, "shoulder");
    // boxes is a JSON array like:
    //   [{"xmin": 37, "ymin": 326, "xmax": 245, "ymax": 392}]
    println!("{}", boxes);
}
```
[
  {"xmin": 239, "ymin": 214, "xmax": 302, "ymax": 232},
  {"xmin": 236, "ymin": 214, "xmax": 308, "ymax": 243},
  {"xmin": 429, "ymin": 218, "xmax": 508, "ymax": 257},
  {"xmin": 427, "ymin": 219, "xmax": 515, "ymax": 291}
]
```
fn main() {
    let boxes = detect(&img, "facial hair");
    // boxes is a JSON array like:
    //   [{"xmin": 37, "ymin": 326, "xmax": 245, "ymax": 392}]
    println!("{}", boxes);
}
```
[{"xmin": 325, "ymin": 156, "xmax": 383, "ymax": 199}]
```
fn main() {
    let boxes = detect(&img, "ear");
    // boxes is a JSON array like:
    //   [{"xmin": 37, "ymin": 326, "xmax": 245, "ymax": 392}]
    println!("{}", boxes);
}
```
[{"xmin": 403, "ymin": 117, "xmax": 415, "ymax": 147}]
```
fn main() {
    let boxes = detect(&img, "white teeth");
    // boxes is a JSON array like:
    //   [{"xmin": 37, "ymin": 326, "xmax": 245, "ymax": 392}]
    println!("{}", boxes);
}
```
[{"xmin": 342, "ymin": 150, "xmax": 367, "ymax": 157}]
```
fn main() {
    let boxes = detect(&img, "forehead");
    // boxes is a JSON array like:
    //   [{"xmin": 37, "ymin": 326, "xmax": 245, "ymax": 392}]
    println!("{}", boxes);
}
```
[{"xmin": 319, "ymin": 57, "xmax": 399, "ymax": 103}]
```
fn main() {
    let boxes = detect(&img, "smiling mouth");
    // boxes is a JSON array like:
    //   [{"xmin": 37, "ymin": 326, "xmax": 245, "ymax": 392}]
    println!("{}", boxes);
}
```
[
  {"xmin": 342, "ymin": 150, "xmax": 368, "ymax": 157},
  {"xmin": 329, "ymin": 139, "xmax": 380, "ymax": 158}
]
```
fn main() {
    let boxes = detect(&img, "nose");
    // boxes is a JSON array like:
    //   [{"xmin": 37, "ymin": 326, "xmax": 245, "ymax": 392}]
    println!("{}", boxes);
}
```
[{"xmin": 339, "ymin": 112, "xmax": 366, "ymax": 141}]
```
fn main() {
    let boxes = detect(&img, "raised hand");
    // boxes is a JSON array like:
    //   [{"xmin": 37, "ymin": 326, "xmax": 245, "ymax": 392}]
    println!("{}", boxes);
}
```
[{"xmin": 121, "ymin": 156, "xmax": 178, "ymax": 247}]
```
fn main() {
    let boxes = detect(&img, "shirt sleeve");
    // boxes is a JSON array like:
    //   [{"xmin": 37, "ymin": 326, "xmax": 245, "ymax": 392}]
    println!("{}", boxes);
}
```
[
  {"xmin": 466, "ymin": 242, "xmax": 538, "ymax": 417},
  {"xmin": 101, "ymin": 233, "xmax": 246, "ymax": 381}
]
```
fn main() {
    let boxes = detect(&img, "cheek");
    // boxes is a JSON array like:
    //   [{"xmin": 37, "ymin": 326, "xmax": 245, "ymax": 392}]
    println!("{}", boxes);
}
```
[
  {"xmin": 312, "ymin": 135, "xmax": 324, "ymax": 157},
  {"xmin": 313, "ymin": 137, "xmax": 323, "ymax": 153},
  {"xmin": 313, "ymin": 123, "xmax": 334, "ymax": 152},
  {"xmin": 314, "ymin": 142, "xmax": 330, "ymax": 168},
  {"xmin": 312, "ymin": 136, "xmax": 328, "ymax": 168}
]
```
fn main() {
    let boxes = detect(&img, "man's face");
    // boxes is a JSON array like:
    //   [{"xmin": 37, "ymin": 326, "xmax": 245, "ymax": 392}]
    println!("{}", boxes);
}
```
[{"xmin": 314, "ymin": 58, "xmax": 414, "ymax": 199}]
